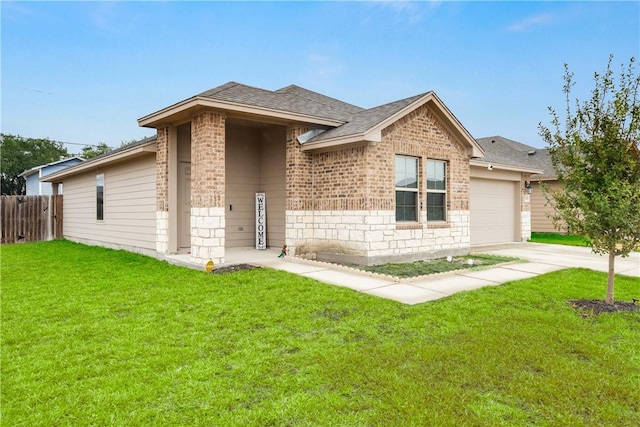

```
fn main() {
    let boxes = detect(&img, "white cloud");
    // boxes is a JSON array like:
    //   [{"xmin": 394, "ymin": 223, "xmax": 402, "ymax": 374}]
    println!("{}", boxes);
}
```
[{"xmin": 506, "ymin": 13, "xmax": 555, "ymax": 32}]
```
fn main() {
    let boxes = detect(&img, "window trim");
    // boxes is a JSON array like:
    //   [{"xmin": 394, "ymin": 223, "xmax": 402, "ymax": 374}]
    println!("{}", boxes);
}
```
[
  {"xmin": 96, "ymin": 174, "xmax": 104, "ymax": 221},
  {"xmin": 395, "ymin": 155, "xmax": 420, "ymax": 222},
  {"xmin": 426, "ymin": 160, "xmax": 447, "ymax": 222}
]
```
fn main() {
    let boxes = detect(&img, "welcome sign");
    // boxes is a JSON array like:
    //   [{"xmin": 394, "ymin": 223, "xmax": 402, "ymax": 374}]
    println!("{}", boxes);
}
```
[{"xmin": 256, "ymin": 192, "xmax": 266, "ymax": 250}]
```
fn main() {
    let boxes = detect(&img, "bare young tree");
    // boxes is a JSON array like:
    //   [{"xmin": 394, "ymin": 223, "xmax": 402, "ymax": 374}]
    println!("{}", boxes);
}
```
[{"xmin": 539, "ymin": 55, "xmax": 640, "ymax": 304}]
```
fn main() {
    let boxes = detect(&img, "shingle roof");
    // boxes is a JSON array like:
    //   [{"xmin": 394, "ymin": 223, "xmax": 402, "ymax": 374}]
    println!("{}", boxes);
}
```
[
  {"xmin": 308, "ymin": 93, "xmax": 427, "ymax": 142},
  {"xmin": 475, "ymin": 135, "xmax": 556, "ymax": 178},
  {"xmin": 138, "ymin": 81, "xmax": 482, "ymax": 156},
  {"xmin": 197, "ymin": 82, "xmax": 363, "ymax": 122}
]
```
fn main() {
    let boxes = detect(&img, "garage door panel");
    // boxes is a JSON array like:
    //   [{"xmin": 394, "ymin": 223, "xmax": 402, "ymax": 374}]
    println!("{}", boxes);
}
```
[{"xmin": 471, "ymin": 178, "xmax": 517, "ymax": 245}]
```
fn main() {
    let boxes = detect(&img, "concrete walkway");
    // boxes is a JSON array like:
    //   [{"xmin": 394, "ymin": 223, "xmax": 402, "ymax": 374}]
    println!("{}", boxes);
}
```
[{"xmin": 166, "ymin": 243, "xmax": 639, "ymax": 305}]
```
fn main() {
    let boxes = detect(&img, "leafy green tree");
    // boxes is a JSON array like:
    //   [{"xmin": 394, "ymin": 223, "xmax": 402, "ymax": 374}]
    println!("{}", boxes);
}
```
[
  {"xmin": 80, "ymin": 142, "xmax": 112, "ymax": 159},
  {"xmin": 0, "ymin": 134, "xmax": 69, "ymax": 195},
  {"xmin": 539, "ymin": 55, "xmax": 640, "ymax": 304}
]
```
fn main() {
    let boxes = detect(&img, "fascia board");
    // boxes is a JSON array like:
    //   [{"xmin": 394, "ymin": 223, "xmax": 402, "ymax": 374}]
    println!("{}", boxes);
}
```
[
  {"xmin": 18, "ymin": 156, "xmax": 85, "ymax": 177},
  {"xmin": 302, "ymin": 92, "xmax": 484, "ymax": 157},
  {"xmin": 369, "ymin": 92, "xmax": 484, "ymax": 157},
  {"xmin": 41, "ymin": 143, "xmax": 156, "ymax": 182},
  {"xmin": 300, "ymin": 133, "xmax": 379, "ymax": 151},
  {"xmin": 18, "ymin": 168, "xmax": 39, "ymax": 178},
  {"xmin": 470, "ymin": 159, "xmax": 543, "ymax": 174},
  {"xmin": 138, "ymin": 96, "xmax": 346, "ymax": 128}
]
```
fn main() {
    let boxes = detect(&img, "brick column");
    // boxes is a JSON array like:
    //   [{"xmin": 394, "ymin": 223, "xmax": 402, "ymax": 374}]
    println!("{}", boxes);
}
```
[
  {"xmin": 285, "ymin": 125, "xmax": 314, "ymax": 254},
  {"xmin": 285, "ymin": 125, "xmax": 313, "ymax": 210},
  {"xmin": 156, "ymin": 126, "xmax": 170, "ymax": 253},
  {"xmin": 190, "ymin": 111, "xmax": 226, "ymax": 266}
]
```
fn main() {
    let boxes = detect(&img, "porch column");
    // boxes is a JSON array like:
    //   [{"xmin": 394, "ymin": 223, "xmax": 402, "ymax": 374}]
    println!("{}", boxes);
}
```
[
  {"xmin": 156, "ymin": 126, "xmax": 170, "ymax": 253},
  {"xmin": 285, "ymin": 125, "xmax": 314, "ymax": 255},
  {"xmin": 168, "ymin": 127, "xmax": 178, "ymax": 253},
  {"xmin": 190, "ymin": 111, "xmax": 226, "ymax": 266}
]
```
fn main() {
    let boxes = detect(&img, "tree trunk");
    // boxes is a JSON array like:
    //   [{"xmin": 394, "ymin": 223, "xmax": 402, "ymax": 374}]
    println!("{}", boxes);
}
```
[{"xmin": 606, "ymin": 250, "xmax": 615, "ymax": 304}]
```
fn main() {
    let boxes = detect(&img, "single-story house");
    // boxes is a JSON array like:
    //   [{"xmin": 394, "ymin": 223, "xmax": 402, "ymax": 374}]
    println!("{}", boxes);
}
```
[
  {"xmin": 19, "ymin": 156, "xmax": 84, "ymax": 195},
  {"xmin": 43, "ymin": 83, "xmax": 539, "ymax": 267}
]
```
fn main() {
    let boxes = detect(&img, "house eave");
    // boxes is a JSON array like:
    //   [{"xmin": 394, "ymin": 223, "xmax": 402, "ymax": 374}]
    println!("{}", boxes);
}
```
[
  {"xmin": 470, "ymin": 159, "xmax": 543, "ymax": 174},
  {"xmin": 300, "ymin": 130, "xmax": 381, "ymax": 152},
  {"xmin": 41, "ymin": 143, "xmax": 156, "ymax": 183},
  {"xmin": 18, "ymin": 156, "xmax": 85, "ymax": 178},
  {"xmin": 138, "ymin": 96, "xmax": 346, "ymax": 128},
  {"xmin": 301, "ymin": 92, "xmax": 484, "ymax": 157}
]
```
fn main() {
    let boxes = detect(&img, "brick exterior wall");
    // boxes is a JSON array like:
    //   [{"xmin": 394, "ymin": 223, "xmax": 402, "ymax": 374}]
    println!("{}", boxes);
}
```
[
  {"xmin": 156, "ymin": 127, "xmax": 170, "ymax": 212},
  {"xmin": 190, "ymin": 111, "xmax": 226, "ymax": 266},
  {"xmin": 191, "ymin": 112, "xmax": 226, "ymax": 209},
  {"xmin": 286, "ymin": 125, "xmax": 313, "ymax": 210},
  {"xmin": 384, "ymin": 105, "xmax": 470, "ymax": 211},
  {"xmin": 156, "ymin": 127, "xmax": 170, "ymax": 253},
  {"xmin": 286, "ymin": 103, "xmax": 472, "ymax": 265}
]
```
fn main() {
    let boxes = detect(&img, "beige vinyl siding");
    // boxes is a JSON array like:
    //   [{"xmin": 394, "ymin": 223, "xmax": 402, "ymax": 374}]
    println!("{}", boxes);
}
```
[
  {"xmin": 225, "ymin": 126, "xmax": 261, "ymax": 247},
  {"xmin": 63, "ymin": 155, "xmax": 156, "ymax": 251},
  {"xmin": 531, "ymin": 180, "xmax": 565, "ymax": 232},
  {"xmin": 224, "ymin": 124, "xmax": 286, "ymax": 248},
  {"xmin": 261, "ymin": 126, "xmax": 286, "ymax": 248}
]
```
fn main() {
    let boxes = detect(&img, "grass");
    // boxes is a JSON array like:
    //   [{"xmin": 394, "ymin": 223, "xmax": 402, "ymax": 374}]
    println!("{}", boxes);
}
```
[
  {"xmin": 357, "ymin": 254, "xmax": 520, "ymax": 278},
  {"xmin": 530, "ymin": 232, "xmax": 640, "ymax": 252},
  {"xmin": 2, "ymin": 240, "xmax": 640, "ymax": 426},
  {"xmin": 529, "ymin": 232, "xmax": 591, "ymax": 247}
]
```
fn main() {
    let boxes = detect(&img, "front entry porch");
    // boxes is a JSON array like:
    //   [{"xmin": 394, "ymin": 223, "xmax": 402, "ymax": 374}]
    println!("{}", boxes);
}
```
[{"xmin": 156, "ymin": 113, "xmax": 290, "ymax": 266}]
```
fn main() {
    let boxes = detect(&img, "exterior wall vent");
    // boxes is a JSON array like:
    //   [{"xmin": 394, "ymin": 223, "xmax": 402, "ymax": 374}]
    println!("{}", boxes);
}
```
[{"xmin": 297, "ymin": 128, "xmax": 327, "ymax": 144}]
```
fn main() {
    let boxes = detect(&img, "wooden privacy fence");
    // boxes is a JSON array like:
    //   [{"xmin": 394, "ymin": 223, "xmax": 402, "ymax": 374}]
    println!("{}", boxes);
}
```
[{"xmin": 1, "ymin": 195, "xmax": 63, "ymax": 244}]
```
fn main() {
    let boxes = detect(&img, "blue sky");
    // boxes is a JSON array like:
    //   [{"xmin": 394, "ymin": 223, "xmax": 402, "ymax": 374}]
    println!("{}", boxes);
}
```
[{"xmin": 2, "ymin": 1, "xmax": 638, "ymax": 153}]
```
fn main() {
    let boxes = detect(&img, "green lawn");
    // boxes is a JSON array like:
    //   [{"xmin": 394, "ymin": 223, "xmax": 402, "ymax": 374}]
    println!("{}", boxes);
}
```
[
  {"xmin": 530, "ymin": 232, "xmax": 640, "ymax": 252},
  {"xmin": 529, "ymin": 232, "xmax": 591, "ymax": 247},
  {"xmin": 357, "ymin": 254, "xmax": 521, "ymax": 278},
  {"xmin": 2, "ymin": 240, "xmax": 639, "ymax": 426}
]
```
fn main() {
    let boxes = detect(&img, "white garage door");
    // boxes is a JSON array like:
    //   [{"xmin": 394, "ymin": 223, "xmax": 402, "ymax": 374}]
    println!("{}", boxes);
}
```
[{"xmin": 470, "ymin": 178, "xmax": 517, "ymax": 245}]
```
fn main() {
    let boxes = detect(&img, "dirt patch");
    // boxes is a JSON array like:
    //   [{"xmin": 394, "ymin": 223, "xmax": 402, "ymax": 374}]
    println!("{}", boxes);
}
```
[
  {"xmin": 210, "ymin": 264, "xmax": 260, "ymax": 274},
  {"xmin": 569, "ymin": 299, "xmax": 640, "ymax": 316}
]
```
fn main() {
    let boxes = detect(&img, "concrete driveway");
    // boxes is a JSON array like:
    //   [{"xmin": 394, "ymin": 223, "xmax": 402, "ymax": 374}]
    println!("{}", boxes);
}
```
[{"xmin": 473, "ymin": 242, "xmax": 640, "ymax": 278}]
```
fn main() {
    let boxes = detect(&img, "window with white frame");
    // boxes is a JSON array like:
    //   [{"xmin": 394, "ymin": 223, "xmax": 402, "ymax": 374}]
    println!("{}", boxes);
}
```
[
  {"xmin": 427, "ymin": 160, "xmax": 446, "ymax": 221},
  {"xmin": 395, "ymin": 155, "xmax": 419, "ymax": 222},
  {"xmin": 96, "ymin": 174, "xmax": 104, "ymax": 221}
]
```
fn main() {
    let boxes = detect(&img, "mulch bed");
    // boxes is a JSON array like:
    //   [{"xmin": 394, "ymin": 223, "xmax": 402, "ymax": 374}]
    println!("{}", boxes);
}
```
[
  {"xmin": 569, "ymin": 299, "xmax": 640, "ymax": 316},
  {"xmin": 210, "ymin": 264, "xmax": 260, "ymax": 274}
]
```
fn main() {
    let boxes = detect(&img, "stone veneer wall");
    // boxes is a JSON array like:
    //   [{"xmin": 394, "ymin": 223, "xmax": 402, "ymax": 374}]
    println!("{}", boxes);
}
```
[
  {"xmin": 286, "ymin": 104, "xmax": 472, "ymax": 265},
  {"xmin": 156, "ymin": 126, "xmax": 170, "ymax": 253},
  {"xmin": 520, "ymin": 173, "xmax": 532, "ymax": 242},
  {"xmin": 190, "ymin": 111, "xmax": 226, "ymax": 266}
]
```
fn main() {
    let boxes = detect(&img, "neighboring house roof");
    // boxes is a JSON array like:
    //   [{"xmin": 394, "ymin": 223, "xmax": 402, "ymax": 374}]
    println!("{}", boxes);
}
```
[
  {"xmin": 524, "ymin": 148, "xmax": 555, "ymax": 180},
  {"xmin": 473, "ymin": 135, "xmax": 550, "ymax": 176},
  {"xmin": 19, "ymin": 156, "xmax": 85, "ymax": 178},
  {"xmin": 41, "ymin": 137, "xmax": 157, "ymax": 182},
  {"xmin": 139, "ymin": 82, "xmax": 483, "ymax": 157}
]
